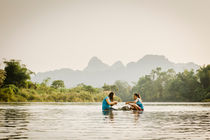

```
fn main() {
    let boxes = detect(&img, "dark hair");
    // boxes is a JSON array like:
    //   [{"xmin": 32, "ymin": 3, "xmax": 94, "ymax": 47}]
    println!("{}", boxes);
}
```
[
  {"xmin": 108, "ymin": 92, "xmax": 114, "ymax": 102},
  {"xmin": 134, "ymin": 93, "xmax": 140, "ymax": 98}
]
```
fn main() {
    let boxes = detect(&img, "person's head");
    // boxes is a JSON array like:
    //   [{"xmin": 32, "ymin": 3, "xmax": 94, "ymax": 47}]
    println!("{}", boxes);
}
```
[
  {"xmin": 108, "ymin": 92, "xmax": 114, "ymax": 102},
  {"xmin": 134, "ymin": 93, "xmax": 140, "ymax": 100}
]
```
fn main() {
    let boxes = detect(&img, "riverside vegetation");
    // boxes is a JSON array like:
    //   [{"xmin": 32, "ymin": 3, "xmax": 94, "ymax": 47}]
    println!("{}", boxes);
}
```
[{"xmin": 0, "ymin": 59, "xmax": 209, "ymax": 102}]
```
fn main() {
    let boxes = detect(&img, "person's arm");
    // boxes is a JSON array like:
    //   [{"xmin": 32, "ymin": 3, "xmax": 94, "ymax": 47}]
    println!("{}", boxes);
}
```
[
  {"xmin": 126, "ymin": 99, "xmax": 138, "ymax": 104},
  {"xmin": 106, "ymin": 98, "xmax": 117, "ymax": 105},
  {"xmin": 125, "ymin": 101, "xmax": 135, "ymax": 104}
]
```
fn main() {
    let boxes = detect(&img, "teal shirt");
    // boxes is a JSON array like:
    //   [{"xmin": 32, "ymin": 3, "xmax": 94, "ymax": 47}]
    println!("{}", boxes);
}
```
[
  {"xmin": 136, "ymin": 98, "xmax": 144, "ymax": 110},
  {"xmin": 102, "ymin": 96, "xmax": 111, "ymax": 110}
]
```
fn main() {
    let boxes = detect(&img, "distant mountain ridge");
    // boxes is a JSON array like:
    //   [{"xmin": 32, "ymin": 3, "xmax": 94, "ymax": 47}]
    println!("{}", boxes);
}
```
[{"xmin": 31, "ymin": 55, "xmax": 200, "ymax": 87}]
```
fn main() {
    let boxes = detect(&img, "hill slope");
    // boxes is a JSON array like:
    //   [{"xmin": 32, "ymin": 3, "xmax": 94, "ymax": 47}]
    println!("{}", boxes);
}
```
[{"xmin": 31, "ymin": 55, "xmax": 199, "ymax": 87}]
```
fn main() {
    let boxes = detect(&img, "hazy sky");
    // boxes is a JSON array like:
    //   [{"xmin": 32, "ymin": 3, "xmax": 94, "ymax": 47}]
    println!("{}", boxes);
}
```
[{"xmin": 0, "ymin": 0, "xmax": 209, "ymax": 73}]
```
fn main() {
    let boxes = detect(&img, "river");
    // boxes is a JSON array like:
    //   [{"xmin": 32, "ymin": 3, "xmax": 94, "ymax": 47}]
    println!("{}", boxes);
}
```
[{"xmin": 0, "ymin": 102, "xmax": 209, "ymax": 140}]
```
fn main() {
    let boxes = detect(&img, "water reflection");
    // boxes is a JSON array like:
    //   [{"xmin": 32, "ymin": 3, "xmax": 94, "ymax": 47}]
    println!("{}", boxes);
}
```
[
  {"xmin": 102, "ymin": 110, "xmax": 114, "ymax": 121},
  {"xmin": 102, "ymin": 110, "xmax": 143, "ymax": 123},
  {"xmin": 132, "ymin": 110, "xmax": 143, "ymax": 122},
  {"xmin": 0, "ymin": 102, "xmax": 209, "ymax": 140},
  {"xmin": 0, "ymin": 108, "xmax": 29, "ymax": 139}
]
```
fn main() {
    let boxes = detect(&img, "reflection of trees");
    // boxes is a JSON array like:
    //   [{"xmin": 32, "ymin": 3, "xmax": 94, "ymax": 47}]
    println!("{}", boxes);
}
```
[{"xmin": 0, "ymin": 108, "xmax": 29, "ymax": 139}]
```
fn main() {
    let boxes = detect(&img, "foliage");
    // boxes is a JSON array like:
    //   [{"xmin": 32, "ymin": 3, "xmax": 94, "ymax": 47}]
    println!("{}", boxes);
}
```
[
  {"xmin": 132, "ymin": 65, "xmax": 210, "ymax": 102},
  {"xmin": 0, "ymin": 69, "xmax": 6, "ymax": 87},
  {"xmin": 0, "ymin": 60, "xmax": 122, "ymax": 102},
  {"xmin": 197, "ymin": 65, "xmax": 210, "ymax": 90},
  {"xmin": 40, "ymin": 77, "xmax": 51, "ymax": 87},
  {"xmin": 0, "ymin": 59, "xmax": 209, "ymax": 102},
  {"xmin": 102, "ymin": 84, "xmax": 118, "ymax": 93},
  {"xmin": 80, "ymin": 84, "xmax": 97, "ymax": 93},
  {"xmin": 51, "ymin": 80, "xmax": 65, "ymax": 89},
  {"xmin": 3, "ymin": 60, "xmax": 33, "ymax": 87},
  {"xmin": 0, "ymin": 83, "xmax": 121, "ymax": 102},
  {"xmin": 102, "ymin": 81, "xmax": 132, "ymax": 101},
  {"xmin": 114, "ymin": 80, "xmax": 132, "ymax": 101}
]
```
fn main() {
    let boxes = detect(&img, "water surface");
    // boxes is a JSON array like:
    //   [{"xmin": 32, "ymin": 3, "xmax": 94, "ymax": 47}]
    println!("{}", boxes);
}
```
[{"xmin": 0, "ymin": 102, "xmax": 209, "ymax": 140}]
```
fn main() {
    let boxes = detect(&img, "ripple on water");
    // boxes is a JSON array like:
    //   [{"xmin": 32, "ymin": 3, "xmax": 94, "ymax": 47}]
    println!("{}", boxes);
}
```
[{"xmin": 0, "ymin": 102, "xmax": 209, "ymax": 140}]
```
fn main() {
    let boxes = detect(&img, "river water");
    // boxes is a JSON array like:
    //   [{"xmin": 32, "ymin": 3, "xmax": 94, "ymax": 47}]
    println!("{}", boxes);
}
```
[{"xmin": 0, "ymin": 102, "xmax": 209, "ymax": 140}]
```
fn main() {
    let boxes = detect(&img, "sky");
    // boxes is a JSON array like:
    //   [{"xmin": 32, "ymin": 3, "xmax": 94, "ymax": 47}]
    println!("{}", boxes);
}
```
[{"xmin": 0, "ymin": 0, "xmax": 209, "ymax": 73}]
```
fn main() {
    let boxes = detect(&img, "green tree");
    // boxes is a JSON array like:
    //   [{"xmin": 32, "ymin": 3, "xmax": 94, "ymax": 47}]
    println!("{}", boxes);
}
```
[
  {"xmin": 51, "ymin": 80, "xmax": 65, "ymax": 89},
  {"xmin": 3, "ymin": 59, "xmax": 33, "ymax": 87},
  {"xmin": 114, "ymin": 80, "xmax": 132, "ymax": 101},
  {"xmin": 197, "ymin": 65, "xmax": 210, "ymax": 101},
  {"xmin": 197, "ymin": 65, "xmax": 210, "ymax": 90},
  {"xmin": 41, "ymin": 77, "xmax": 51, "ymax": 87},
  {"xmin": 166, "ymin": 70, "xmax": 201, "ymax": 101},
  {"xmin": 132, "ymin": 75, "xmax": 154, "ymax": 101},
  {"xmin": 102, "ymin": 84, "xmax": 119, "ymax": 93},
  {"xmin": 80, "ymin": 84, "xmax": 97, "ymax": 94},
  {"xmin": 0, "ymin": 69, "xmax": 6, "ymax": 87},
  {"xmin": 132, "ymin": 68, "xmax": 178, "ymax": 101}
]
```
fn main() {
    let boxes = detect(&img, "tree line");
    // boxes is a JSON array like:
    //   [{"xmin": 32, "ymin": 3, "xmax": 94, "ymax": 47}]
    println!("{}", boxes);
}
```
[
  {"xmin": 0, "ymin": 59, "xmax": 121, "ymax": 102},
  {"xmin": 102, "ymin": 66, "xmax": 209, "ymax": 102},
  {"xmin": 132, "ymin": 67, "xmax": 210, "ymax": 102},
  {"xmin": 0, "ymin": 59, "xmax": 209, "ymax": 102}
]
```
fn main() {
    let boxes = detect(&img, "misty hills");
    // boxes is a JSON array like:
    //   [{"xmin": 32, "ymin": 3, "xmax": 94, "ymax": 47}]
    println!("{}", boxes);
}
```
[{"xmin": 31, "ymin": 55, "xmax": 200, "ymax": 87}]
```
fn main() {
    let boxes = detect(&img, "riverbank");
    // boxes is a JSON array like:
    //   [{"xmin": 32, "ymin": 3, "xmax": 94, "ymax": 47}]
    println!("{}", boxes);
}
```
[{"xmin": 0, "ymin": 85, "xmax": 121, "ymax": 102}]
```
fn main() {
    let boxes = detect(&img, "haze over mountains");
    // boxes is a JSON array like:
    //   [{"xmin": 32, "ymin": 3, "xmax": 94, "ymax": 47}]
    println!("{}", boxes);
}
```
[{"xmin": 31, "ymin": 55, "xmax": 199, "ymax": 87}]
